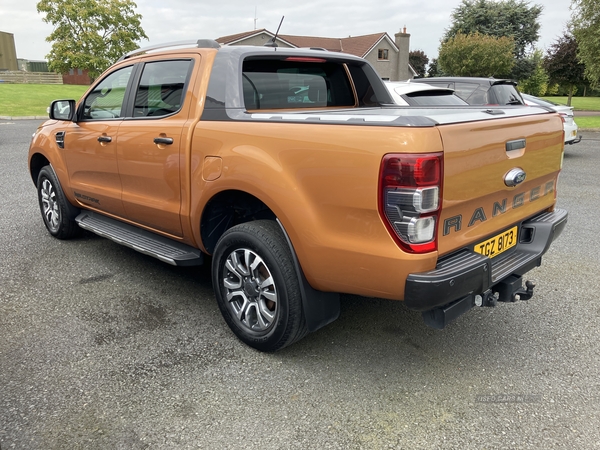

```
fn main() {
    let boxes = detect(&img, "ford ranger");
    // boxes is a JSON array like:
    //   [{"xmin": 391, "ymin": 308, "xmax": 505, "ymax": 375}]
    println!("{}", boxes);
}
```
[{"xmin": 28, "ymin": 40, "xmax": 567, "ymax": 351}]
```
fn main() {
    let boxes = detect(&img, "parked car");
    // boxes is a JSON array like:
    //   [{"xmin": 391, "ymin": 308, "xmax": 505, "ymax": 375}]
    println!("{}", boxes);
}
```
[
  {"xmin": 522, "ymin": 94, "xmax": 581, "ymax": 145},
  {"xmin": 384, "ymin": 81, "xmax": 469, "ymax": 106},
  {"xmin": 411, "ymin": 77, "xmax": 524, "ymax": 106}
]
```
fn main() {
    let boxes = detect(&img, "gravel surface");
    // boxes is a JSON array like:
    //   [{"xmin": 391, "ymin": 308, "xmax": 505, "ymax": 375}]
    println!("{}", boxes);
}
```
[{"xmin": 1, "ymin": 120, "xmax": 599, "ymax": 449}]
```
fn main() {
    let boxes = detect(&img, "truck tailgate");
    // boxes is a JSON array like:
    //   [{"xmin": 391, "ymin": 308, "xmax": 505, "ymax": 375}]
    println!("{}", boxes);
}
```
[{"xmin": 436, "ymin": 113, "xmax": 564, "ymax": 257}]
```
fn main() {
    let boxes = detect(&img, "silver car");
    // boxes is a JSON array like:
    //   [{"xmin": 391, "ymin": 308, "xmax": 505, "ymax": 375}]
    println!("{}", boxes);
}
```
[
  {"xmin": 522, "ymin": 94, "xmax": 581, "ymax": 145},
  {"xmin": 384, "ymin": 81, "xmax": 468, "ymax": 106}
]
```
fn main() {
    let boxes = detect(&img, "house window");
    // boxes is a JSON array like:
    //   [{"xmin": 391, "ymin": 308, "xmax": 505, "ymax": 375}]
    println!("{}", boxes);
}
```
[{"xmin": 378, "ymin": 49, "xmax": 389, "ymax": 60}]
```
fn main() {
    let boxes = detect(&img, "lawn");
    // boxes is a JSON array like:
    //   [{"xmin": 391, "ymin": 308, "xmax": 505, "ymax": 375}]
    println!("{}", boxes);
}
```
[
  {"xmin": 2, "ymin": 83, "xmax": 600, "ymax": 126},
  {"xmin": 0, "ymin": 84, "xmax": 88, "ymax": 116},
  {"xmin": 541, "ymin": 96, "xmax": 600, "ymax": 111},
  {"xmin": 574, "ymin": 116, "xmax": 600, "ymax": 130}
]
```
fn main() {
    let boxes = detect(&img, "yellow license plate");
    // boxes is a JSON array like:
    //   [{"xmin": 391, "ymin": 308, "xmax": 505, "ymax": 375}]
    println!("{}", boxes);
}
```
[{"xmin": 474, "ymin": 226, "xmax": 518, "ymax": 258}]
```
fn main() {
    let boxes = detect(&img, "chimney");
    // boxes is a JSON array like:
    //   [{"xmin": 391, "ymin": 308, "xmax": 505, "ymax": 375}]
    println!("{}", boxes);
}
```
[{"xmin": 394, "ymin": 27, "xmax": 411, "ymax": 80}]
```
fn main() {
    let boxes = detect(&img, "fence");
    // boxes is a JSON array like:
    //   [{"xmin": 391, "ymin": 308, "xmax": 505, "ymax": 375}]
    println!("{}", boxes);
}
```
[{"xmin": 0, "ymin": 71, "xmax": 63, "ymax": 84}]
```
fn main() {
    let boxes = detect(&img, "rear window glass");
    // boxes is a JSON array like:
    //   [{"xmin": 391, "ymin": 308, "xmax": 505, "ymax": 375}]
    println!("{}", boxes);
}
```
[
  {"xmin": 427, "ymin": 81, "xmax": 491, "ymax": 104},
  {"xmin": 242, "ymin": 58, "xmax": 356, "ymax": 110},
  {"xmin": 404, "ymin": 91, "xmax": 468, "ymax": 106}
]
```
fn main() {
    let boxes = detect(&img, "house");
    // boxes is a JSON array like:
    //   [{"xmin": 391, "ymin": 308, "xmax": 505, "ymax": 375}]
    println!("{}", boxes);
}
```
[
  {"xmin": 216, "ymin": 28, "xmax": 416, "ymax": 81},
  {"xmin": 62, "ymin": 68, "xmax": 92, "ymax": 85}
]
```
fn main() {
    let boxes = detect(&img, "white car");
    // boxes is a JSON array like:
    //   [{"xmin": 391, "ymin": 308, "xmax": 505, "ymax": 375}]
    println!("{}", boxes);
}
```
[
  {"xmin": 522, "ymin": 94, "xmax": 581, "ymax": 145},
  {"xmin": 384, "ymin": 81, "xmax": 468, "ymax": 106}
]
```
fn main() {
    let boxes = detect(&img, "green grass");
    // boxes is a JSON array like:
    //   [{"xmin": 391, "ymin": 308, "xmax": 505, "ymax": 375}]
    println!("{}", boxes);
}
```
[
  {"xmin": 3, "ymin": 83, "xmax": 600, "ymax": 123},
  {"xmin": 0, "ymin": 84, "xmax": 88, "ymax": 116},
  {"xmin": 575, "ymin": 116, "xmax": 600, "ymax": 129},
  {"xmin": 541, "ymin": 96, "xmax": 600, "ymax": 111}
]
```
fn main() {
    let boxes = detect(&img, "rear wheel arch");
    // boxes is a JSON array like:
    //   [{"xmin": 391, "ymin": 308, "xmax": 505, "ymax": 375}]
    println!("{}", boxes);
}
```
[
  {"xmin": 200, "ymin": 190, "xmax": 276, "ymax": 254},
  {"xmin": 200, "ymin": 190, "xmax": 341, "ymax": 340},
  {"xmin": 211, "ymin": 220, "xmax": 308, "ymax": 351}
]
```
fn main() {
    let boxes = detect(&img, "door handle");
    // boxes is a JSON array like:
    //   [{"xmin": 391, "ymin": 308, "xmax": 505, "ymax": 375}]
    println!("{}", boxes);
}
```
[
  {"xmin": 154, "ymin": 137, "xmax": 173, "ymax": 145},
  {"xmin": 97, "ymin": 136, "xmax": 112, "ymax": 143}
]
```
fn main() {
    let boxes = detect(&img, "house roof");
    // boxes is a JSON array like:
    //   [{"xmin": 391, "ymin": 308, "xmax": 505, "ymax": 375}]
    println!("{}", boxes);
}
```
[
  {"xmin": 217, "ymin": 29, "xmax": 295, "ymax": 48},
  {"xmin": 216, "ymin": 30, "xmax": 399, "ymax": 58}
]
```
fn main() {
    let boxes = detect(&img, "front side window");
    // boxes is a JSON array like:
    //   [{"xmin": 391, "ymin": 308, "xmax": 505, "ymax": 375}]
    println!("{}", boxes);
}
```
[
  {"xmin": 133, "ymin": 60, "xmax": 193, "ymax": 117},
  {"xmin": 82, "ymin": 66, "xmax": 133, "ymax": 120}
]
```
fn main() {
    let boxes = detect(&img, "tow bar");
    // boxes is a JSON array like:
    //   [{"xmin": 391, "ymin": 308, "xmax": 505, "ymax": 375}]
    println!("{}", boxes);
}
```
[{"xmin": 422, "ymin": 275, "xmax": 536, "ymax": 329}]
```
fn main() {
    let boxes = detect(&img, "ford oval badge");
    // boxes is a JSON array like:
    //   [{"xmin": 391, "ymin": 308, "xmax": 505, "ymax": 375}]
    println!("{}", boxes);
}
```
[{"xmin": 504, "ymin": 168, "xmax": 527, "ymax": 187}]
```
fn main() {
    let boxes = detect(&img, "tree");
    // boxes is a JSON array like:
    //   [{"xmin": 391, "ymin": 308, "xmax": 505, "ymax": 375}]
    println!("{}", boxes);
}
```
[
  {"xmin": 571, "ymin": 0, "xmax": 600, "ymax": 89},
  {"xmin": 438, "ymin": 32, "xmax": 515, "ymax": 77},
  {"xmin": 543, "ymin": 32, "xmax": 586, "ymax": 105},
  {"xmin": 426, "ymin": 58, "xmax": 445, "ymax": 77},
  {"xmin": 409, "ymin": 50, "xmax": 429, "ymax": 78},
  {"xmin": 37, "ymin": 0, "xmax": 147, "ymax": 81},
  {"xmin": 444, "ymin": 0, "xmax": 543, "ymax": 79},
  {"xmin": 519, "ymin": 50, "xmax": 549, "ymax": 96}
]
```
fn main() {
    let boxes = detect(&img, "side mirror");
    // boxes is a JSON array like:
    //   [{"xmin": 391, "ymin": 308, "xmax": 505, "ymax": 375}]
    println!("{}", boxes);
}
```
[{"xmin": 49, "ymin": 100, "xmax": 76, "ymax": 121}]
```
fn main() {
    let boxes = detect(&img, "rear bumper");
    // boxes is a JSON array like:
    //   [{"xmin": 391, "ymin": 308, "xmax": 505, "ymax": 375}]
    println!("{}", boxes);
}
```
[
  {"xmin": 404, "ymin": 208, "xmax": 568, "ymax": 313},
  {"xmin": 564, "ymin": 122, "xmax": 579, "ymax": 144}
]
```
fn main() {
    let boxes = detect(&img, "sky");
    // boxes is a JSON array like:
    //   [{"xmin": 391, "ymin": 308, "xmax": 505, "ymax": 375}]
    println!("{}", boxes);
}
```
[{"xmin": 0, "ymin": 0, "xmax": 574, "ymax": 64}]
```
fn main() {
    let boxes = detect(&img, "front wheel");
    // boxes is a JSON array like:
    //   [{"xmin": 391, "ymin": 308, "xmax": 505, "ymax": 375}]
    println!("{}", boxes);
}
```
[
  {"xmin": 37, "ymin": 166, "xmax": 79, "ymax": 239},
  {"xmin": 212, "ymin": 220, "xmax": 307, "ymax": 351}
]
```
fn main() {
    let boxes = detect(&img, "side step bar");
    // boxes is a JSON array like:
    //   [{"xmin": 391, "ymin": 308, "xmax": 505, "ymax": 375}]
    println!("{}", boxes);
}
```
[{"xmin": 75, "ymin": 212, "xmax": 204, "ymax": 266}]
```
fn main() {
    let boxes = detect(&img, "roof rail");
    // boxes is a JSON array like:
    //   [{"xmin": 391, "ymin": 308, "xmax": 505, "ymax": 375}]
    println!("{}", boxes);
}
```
[{"xmin": 117, "ymin": 39, "xmax": 221, "ymax": 62}]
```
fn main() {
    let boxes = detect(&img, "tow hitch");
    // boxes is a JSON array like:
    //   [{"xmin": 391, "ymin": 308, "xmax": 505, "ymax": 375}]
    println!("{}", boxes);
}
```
[
  {"xmin": 422, "ymin": 275, "xmax": 536, "ymax": 329},
  {"xmin": 496, "ymin": 276, "xmax": 535, "ymax": 302},
  {"xmin": 476, "ymin": 276, "xmax": 536, "ymax": 307}
]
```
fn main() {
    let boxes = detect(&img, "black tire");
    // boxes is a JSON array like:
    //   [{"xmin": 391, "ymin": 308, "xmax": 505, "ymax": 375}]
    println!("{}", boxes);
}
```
[
  {"xmin": 37, "ymin": 166, "xmax": 79, "ymax": 239},
  {"xmin": 212, "ymin": 220, "xmax": 308, "ymax": 351}
]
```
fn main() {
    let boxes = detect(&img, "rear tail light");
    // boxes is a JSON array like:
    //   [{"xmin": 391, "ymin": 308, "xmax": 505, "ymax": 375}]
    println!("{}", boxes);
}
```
[{"xmin": 378, "ymin": 153, "xmax": 443, "ymax": 253}]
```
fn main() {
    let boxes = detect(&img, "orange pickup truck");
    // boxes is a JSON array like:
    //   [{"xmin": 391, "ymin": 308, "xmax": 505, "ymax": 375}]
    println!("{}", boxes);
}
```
[{"xmin": 28, "ymin": 40, "xmax": 567, "ymax": 351}]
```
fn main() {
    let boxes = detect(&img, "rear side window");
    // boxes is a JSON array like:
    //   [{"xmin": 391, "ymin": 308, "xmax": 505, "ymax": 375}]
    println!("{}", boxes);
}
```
[
  {"xmin": 452, "ymin": 82, "xmax": 487, "ymax": 104},
  {"xmin": 133, "ymin": 60, "xmax": 193, "ymax": 117},
  {"xmin": 489, "ymin": 84, "xmax": 523, "ymax": 105},
  {"xmin": 242, "ymin": 58, "xmax": 356, "ymax": 110}
]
